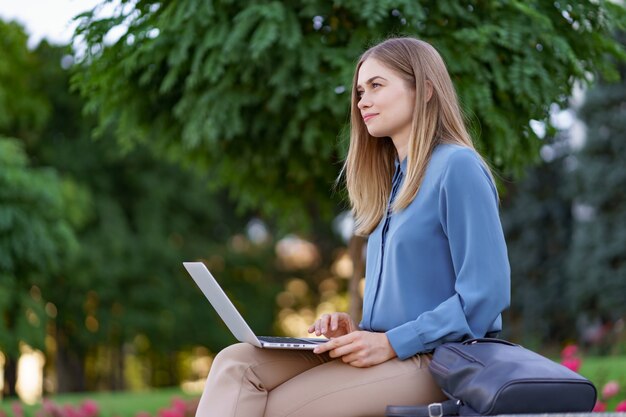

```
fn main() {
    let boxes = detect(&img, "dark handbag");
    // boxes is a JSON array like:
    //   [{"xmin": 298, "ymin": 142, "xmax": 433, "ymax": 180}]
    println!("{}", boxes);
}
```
[{"xmin": 386, "ymin": 338, "xmax": 597, "ymax": 417}]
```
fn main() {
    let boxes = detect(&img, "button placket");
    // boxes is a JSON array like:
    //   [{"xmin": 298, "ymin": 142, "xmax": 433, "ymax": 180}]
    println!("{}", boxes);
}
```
[{"xmin": 366, "ymin": 165, "xmax": 404, "ymax": 327}]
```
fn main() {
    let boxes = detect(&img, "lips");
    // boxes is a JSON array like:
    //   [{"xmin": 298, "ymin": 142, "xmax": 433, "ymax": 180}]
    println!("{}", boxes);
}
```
[{"xmin": 362, "ymin": 113, "xmax": 378, "ymax": 122}]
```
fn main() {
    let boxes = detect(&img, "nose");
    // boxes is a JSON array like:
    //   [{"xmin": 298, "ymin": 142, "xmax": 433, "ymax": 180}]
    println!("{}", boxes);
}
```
[{"xmin": 357, "ymin": 95, "xmax": 371, "ymax": 111}]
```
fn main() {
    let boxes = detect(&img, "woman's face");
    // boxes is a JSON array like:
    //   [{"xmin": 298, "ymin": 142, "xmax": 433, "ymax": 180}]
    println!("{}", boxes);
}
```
[{"xmin": 356, "ymin": 58, "xmax": 416, "ymax": 144}]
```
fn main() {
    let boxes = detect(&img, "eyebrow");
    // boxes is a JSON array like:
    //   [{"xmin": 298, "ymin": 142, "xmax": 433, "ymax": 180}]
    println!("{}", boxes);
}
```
[{"xmin": 356, "ymin": 76, "xmax": 387, "ymax": 89}]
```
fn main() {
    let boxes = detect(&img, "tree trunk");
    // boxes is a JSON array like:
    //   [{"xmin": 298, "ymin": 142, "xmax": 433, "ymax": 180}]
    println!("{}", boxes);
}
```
[
  {"xmin": 348, "ymin": 234, "xmax": 366, "ymax": 323},
  {"xmin": 109, "ymin": 345, "xmax": 125, "ymax": 391},
  {"xmin": 169, "ymin": 351, "xmax": 178, "ymax": 386},
  {"xmin": 55, "ymin": 329, "xmax": 87, "ymax": 392},
  {"xmin": 3, "ymin": 356, "xmax": 18, "ymax": 398}
]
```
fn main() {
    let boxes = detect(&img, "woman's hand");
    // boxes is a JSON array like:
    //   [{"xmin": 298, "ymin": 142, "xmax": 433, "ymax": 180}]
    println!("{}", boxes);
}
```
[
  {"xmin": 312, "ymin": 331, "xmax": 397, "ymax": 368},
  {"xmin": 308, "ymin": 312, "xmax": 357, "ymax": 339}
]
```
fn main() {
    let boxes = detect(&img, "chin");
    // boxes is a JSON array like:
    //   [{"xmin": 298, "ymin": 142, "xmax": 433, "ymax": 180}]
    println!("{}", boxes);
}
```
[{"xmin": 366, "ymin": 128, "xmax": 389, "ymax": 138}]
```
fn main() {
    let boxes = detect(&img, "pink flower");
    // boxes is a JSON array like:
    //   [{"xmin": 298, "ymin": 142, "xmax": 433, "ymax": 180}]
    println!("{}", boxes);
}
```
[
  {"xmin": 42, "ymin": 399, "xmax": 54, "ymax": 411},
  {"xmin": 80, "ymin": 400, "xmax": 99, "ymax": 417},
  {"xmin": 158, "ymin": 408, "xmax": 183, "ymax": 417},
  {"xmin": 561, "ymin": 344, "xmax": 578, "ymax": 359},
  {"xmin": 11, "ymin": 402, "xmax": 24, "ymax": 417},
  {"xmin": 602, "ymin": 381, "xmax": 620, "ymax": 399},
  {"xmin": 170, "ymin": 398, "xmax": 187, "ymax": 414},
  {"xmin": 42, "ymin": 399, "xmax": 59, "ymax": 417},
  {"xmin": 561, "ymin": 357, "xmax": 581, "ymax": 372},
  {"xmin": 616, "ymin": 400, "xmax": 626, "ymax": 412},
  {"xmin": 63, "ymin": 404, "xmax": 81, "ymax": 417},
  {"xmin": 593, "ymin": 401, "xmax": 607, "ymax": 412}
]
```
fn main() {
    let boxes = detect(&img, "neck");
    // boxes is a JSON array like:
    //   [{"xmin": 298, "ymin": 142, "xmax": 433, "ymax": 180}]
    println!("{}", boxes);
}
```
[{"xmin": 392, "ymin": 136, "xmax": 408, "ymax": 162}]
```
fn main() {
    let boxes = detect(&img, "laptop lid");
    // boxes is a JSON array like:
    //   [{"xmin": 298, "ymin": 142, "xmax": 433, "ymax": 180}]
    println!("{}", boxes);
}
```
[
  {"xmin": 183, "ymin": 262, "xmax": 326, "ymax": 350},
  {"xmin": 183, "ymin": 262, "xmax": 262, "ymax": 348}
]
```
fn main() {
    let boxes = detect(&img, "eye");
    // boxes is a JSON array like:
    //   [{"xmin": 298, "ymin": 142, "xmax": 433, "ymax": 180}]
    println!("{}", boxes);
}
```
[
  {"xmin": 371, "ymin": 82, "xmax": 382, "ymax": 88},
  {"xmin": 356, "ymin": 90, "xmax": 364, "ymax": 98}
]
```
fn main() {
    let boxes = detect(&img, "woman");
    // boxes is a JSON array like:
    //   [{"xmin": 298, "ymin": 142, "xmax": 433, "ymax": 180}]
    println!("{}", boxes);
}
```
[{"xmin": 195, "ymin": 37, "xmax": 510, "ymax": 417}]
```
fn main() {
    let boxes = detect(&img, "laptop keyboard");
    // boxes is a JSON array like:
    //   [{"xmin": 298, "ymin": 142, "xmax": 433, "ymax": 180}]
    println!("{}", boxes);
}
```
[{"xmin": 259, "ymin": 336, "xmax": 325, "ymax": 344}]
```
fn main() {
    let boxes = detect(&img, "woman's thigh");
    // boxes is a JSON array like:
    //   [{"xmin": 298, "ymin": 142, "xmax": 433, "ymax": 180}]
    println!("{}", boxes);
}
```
[
  {"xmin": 264, "ymin": 353, "xmax": 447, "ymax": 417},
  {"xmin": 197, "ymin": 343, "xmax": 331, "ymax": 417}
]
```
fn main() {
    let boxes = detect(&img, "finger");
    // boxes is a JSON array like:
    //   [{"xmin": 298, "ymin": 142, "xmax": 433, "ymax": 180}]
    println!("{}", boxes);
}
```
[
  {"xmin": 330, "ymin": 314, "xmax": 339, "ymax": 331},
  {"xmin": 338, "ymin": 349, "xmax": 371, "ymax": 368},
  {"xmin": 314, "ymin": 334, "xmax": 351, "ymax": 354},
  {"xmin": 341, "ymin": 352, "xmax": 360, "ymax": 364},
  {"xmin": 326, "ymin": 334, "xmax": 360, "ymax": 358},
  {"xmin": 348, "ymin": 316, "xmax": 356, "ymax": 332},
  {"xmin": 349, "ymin": 359, "xmax": 370, "ymax": 368},
  {"xmin": 329, "ymin": 342, "xmax": 359, "ymax": 359},
  {"xmin": 313, "ymin": 340, "xmax": 334, "ymax": 354},
  {"xmin": 315, "ymin": 320, "xmax": 322, "ymax": 336},
  {"xmin": 320, "ymin": 314, "xmax": 330, "ymax": 334}
]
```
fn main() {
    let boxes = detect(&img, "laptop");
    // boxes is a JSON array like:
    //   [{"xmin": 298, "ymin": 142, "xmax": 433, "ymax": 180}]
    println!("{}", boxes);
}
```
[{"xmin": 183, "ymin": 262, "xmax": 328, "ymax": 350}]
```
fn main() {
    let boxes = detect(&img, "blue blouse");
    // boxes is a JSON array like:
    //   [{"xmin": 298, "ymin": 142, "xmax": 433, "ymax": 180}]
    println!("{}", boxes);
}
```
[{"xmin": 359, "ymin": 144, "xmax": 511, "ymax": 360}]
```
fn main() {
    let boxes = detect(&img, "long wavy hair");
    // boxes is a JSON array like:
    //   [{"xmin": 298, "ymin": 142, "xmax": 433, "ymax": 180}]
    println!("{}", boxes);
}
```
[{"xmin": 343, "ymin": 37, "xmax": 492, "ymax": 236}]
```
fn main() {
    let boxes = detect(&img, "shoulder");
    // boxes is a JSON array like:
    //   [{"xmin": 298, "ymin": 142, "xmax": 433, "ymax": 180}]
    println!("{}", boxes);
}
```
[
  {"xmin": 429, "ymin": 144, "xmax": 485, "ymax": 177},
  {"xmin": 433, "ymin": 144, "xmax": 497, "ymax": 196},
  {"xmin": 434, "ymin": 143, "xmax": 479, "ymax": 164}
]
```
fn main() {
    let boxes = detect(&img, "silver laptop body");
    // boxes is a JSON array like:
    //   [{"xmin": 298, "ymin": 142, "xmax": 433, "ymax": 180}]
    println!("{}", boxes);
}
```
[{"xmin": 183, "ymin": 262, "xmax": 327, "ymax": 350}]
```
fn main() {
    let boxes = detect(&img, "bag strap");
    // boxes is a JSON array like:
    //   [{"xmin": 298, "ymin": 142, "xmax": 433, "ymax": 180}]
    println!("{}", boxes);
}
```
[
  {"xmin": 386, "ymin": 399, "xmax": 461, "ymax": 417},
  {"xmin": 460, "ymin": 337, "xmax": 517, "ymax": 347}
]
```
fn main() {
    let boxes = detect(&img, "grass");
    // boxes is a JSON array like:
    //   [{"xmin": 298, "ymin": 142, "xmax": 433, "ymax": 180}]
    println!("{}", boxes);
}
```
[
  {"xmin": 580, "ymin": 355, "xmax": 626, "ymax": 384},
  {"xmin": 579, "ymin": 355, "xmax": 626, "ymax": 411},
  {"xmin": 0, "ymin": 387, "xmax": 198, "ymax": 417}
]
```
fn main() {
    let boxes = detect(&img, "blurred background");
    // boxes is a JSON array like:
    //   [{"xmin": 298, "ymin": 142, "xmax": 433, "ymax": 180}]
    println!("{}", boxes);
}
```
[{"xmin": 1, "ymin": 0, "xmax": 626, "ymax": 415}]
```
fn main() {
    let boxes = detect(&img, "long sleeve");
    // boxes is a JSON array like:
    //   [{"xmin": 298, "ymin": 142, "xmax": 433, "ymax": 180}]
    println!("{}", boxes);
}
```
[{"xmin": 361, "ymin": 144, "xmax": 510, "ymax": 360}]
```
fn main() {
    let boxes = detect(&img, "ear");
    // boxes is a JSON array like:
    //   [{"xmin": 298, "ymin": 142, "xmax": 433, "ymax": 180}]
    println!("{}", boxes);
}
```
[{"xmin": 425, "ymin": 80, "xmax": 433, "ymax": 102}]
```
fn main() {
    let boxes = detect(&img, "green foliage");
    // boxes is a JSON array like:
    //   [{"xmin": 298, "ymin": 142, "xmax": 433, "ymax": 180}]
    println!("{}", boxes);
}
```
[
  {"xmin": 21, "ymin": 39, "xmax": 281, "ymax": 384},
  {"xmin": 0, "ymin": 21, "xmax": 50, "ymax": 138},
  {"xmin": 45, "ymin": 140, "xmax": 279, "ymax": 355},
  {"xmin": 567, "ymin": 53, "xmax": 626, "ymax": 322},
  {"xmin": 1, "ymin": 22, "xmax": 285, "ymax": 389},
  {"xmin": 0, "ymin": 137, "xmax": 79, "ymax": 357},
  {"xmin": 72, "ymin": 0, "xmax": 626, "ymax": 228}
]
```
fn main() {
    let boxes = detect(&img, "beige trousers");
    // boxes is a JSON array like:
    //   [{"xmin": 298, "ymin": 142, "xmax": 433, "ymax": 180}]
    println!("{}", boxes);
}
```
[{"xmin": 196, "ymin": 343, "xmax": 447, "ymax": 417}]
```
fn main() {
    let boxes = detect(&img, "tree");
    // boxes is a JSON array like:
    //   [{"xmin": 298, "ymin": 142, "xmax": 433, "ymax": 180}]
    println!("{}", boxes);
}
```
[
  {"xmin": 567, "ymin": 37, "xmax": 626, "ymax": 352},
  {"xmin": 0, "ymin": 20, "xmax": 83, "ymax": 397},
  {"xmin": 43, "ymin": 142, "xmax": 281, "ymax": 390},
  {"xmin": 22, "ymin": 39, "xmax": 281, "ymax": 390},
  {"xmin": 1, "ymin": 20, "xmax": 284, "ymax": 391},
  {"xmin": 0, "ymin": 137, "xmax": 79, "ymax": 396},
  {"xmin": 72, "ymin": 0, "xmax": 626, "ymax": 325},
  {"xmin": 0, "ymin": 21, "xmax": 50, "ymax": 140},
  {"xmin": 72, "ymin": 0, "xmax": 626, "ymax": 226}
]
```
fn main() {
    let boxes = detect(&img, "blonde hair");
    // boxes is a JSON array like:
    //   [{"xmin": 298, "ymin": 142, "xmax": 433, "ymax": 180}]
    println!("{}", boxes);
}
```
[{"xmin": 343, "ymin": 37, "xmax": 491, "ymax": 236}]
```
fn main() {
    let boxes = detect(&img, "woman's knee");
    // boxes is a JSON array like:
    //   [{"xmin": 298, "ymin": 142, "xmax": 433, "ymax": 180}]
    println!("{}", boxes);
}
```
[{"xmin": 212, "ymin": 343, "xmax": 259, "ymax": 369}]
